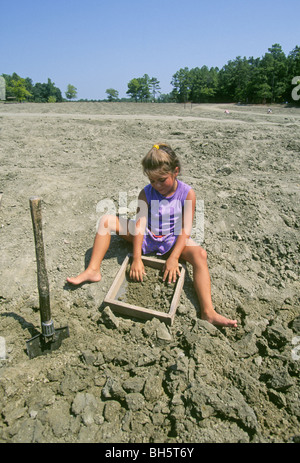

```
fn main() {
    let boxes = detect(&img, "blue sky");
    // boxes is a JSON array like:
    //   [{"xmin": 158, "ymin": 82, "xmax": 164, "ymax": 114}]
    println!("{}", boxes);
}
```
[{"xmin": 1, "ymin": 0, "xmax": 299, "ymax": 100}]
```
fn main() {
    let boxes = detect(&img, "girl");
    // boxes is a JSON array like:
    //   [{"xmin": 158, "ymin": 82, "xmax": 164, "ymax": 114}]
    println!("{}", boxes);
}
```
[{"xmin": 67, "ymin": 143, "xmax": 237, "ymax": 328}]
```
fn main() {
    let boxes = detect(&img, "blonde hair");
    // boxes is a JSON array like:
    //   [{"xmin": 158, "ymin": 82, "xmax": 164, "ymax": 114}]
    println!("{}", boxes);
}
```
[{"xmin": 142, "ymin": 143, "xmax": 181, "ymax": 176}]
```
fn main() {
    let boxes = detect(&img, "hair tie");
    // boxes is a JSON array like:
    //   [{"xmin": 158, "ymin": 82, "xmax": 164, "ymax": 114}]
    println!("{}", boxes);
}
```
[{"xmin": 153, "ymin": 144, "xmax": 159, "ymax": 150}]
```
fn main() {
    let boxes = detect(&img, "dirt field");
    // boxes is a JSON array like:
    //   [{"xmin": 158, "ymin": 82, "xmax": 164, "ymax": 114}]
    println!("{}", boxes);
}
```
[{"xmin": 0, "ymin": 101, "xmax": 299, "ymax": 443}]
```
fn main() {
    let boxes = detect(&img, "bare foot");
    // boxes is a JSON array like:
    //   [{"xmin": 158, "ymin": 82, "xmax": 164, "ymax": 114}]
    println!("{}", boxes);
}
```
[
  {"xmin": 201, "ymin": 309, "xmax": 238, "ymax": 328},
  {"xmin": 66, "ymin": 268, "xmax": 101, "ymax": 286}
]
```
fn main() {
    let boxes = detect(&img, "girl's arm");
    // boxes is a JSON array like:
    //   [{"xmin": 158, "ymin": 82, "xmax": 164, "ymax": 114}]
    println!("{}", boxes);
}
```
[
  {"xmin": 130, "ymin": 189, "xmax": 148, "ymax": 281},
  {"xmin": 163, "ymin": 188, "xmax": 196, "ymax": 283}
]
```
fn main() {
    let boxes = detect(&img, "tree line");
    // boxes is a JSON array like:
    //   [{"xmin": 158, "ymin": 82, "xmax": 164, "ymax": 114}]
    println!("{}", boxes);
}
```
[
  {"xmin": 1, "ymin": 73, "xmax": 77, "ymax": 102},
  {"xmin": 124, "ymin": 44, "xmax": 300, "ymax": 105},
  {"xmin": 2, "ymin": 44, "xmax": 299, "ymax": 104},
  {"xmin": 170, "ymin": 44, "xmax": 300, "ymax": 105}
]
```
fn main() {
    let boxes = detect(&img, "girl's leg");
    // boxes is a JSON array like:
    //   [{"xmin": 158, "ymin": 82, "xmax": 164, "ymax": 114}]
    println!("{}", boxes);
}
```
[
  {"xmin": 180, "ymin": 239, "xmax": 237, "ymax": 327},
  {"xmin": 66, "ymin": 215, "xmax": 133, "ymax": 285}
]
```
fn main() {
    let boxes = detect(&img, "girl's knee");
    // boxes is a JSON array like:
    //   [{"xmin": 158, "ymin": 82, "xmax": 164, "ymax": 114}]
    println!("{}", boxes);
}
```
[
  {"xmin": 192, "ymin": 246, "xmax": 207, "ymax": 266},
  {"xmin": 198, "ymin": 246, "xmax": 207, "ymax": 261},
  {"xmin": 100, "ymin": 214, "xmax": 111, "ymax": 227},
  {"xmin": 98, "ymin": 214, "xmax": 117, "ymax": 233}
]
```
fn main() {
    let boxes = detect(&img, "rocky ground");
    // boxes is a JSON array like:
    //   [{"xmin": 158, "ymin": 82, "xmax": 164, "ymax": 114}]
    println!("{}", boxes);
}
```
[{"xmin": 0, "ymin": 102, "xmax": 299, "ymax": 443}]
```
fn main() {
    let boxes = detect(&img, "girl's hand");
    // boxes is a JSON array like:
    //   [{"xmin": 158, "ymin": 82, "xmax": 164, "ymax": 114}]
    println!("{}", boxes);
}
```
[
  {"xmin": 130, "ymin": 258, "xmax": 146, "ymax": 282},
  {"xmin": 163, "ymin": 256, "xmax": 181, "ymax": 284}
]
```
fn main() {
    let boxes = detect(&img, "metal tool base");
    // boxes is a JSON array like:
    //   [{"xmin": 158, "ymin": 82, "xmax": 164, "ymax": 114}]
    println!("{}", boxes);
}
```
[{"xmin": 26, "ymin": 326, "xmax": 69, "ymax": 359}]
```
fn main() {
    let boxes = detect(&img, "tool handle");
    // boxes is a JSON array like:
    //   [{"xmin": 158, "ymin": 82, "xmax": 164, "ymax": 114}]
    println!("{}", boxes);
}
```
[{"xmin": 29, "ymin": 197, "xmax": 51, "ymax": 323}]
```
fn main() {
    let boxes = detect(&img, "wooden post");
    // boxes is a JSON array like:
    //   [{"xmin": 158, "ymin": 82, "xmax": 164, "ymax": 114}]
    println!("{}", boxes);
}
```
[{"xmin": 29, "ymin": 197, "xmax": 51, "ymax": 325}]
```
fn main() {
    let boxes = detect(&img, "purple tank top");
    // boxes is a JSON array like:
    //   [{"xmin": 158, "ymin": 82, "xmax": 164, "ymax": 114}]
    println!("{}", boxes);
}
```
[{"xmin": 142, "ymin": 179, "xmax": 192, "ymax": 255}]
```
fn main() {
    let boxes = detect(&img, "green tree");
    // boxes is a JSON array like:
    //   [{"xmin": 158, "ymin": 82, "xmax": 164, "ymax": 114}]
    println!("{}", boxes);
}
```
[
  {"xmin": 32, "ymin": 82, "xmax": 46, "ymax": 102},
  {"xmin": 65, "ymin": 84, "xmax": 77, "ymax": 100},
  {"xmin": 260, "ymin": 44, "xmax": 287, "ymax": 102},
  {"xmin": 171, "ymin": 67, "xmax": 190, "ymax": 102},
  {"xmin": 288, "ymin": 46, "xmax": 300, "ymax": 77},
  {"xmin": 256, "ymin": 81, "xmax": 273, "ymax": 103},
  {"xmin": 188, "ymin": 66, "xmax": 218, "ymax": 103},
  {"xmin": 7, "ymin": 76, "xmax": 32, "ymax": 102},
  {"xmin": 3, "ymin": 73, "xmax": 20, "ymax": 99},
  {"xmin": 218, "ymin": 57, "xmax": 252, "ymax": 102},
  {"xmin": 106, "ymin": 88, "xmax": 119, "ymax": 101},
  {"xmin": 46, "ymin": 78, "xmax": 62, "ymax": 101},
  {"xmin": 127, "ymin": 78, "xmax": 140, "ymax": 101},
  {"xmin": 32, "ymin": 78, "xmax": 62, "ymax": 102},
  {"xmin": 139, "ymin": 74, "xmax": 151, "ymax": 101},
  {"xmin": 127, "ymin": 74, "xmax": 150, "ymax": 102},
  {"xmin": 24, "ymin": 77, "xmax": 34, "ymax": 101},
  {"xmin": 149, "ymin": 77, "xmax": 161, "ymax": 101}
]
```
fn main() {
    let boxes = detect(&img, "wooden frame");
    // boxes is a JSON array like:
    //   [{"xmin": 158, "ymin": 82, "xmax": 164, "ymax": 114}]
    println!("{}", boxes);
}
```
[{"xmin": 104, "ymin": 254, "xmax": 186, "ymax": 325}]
